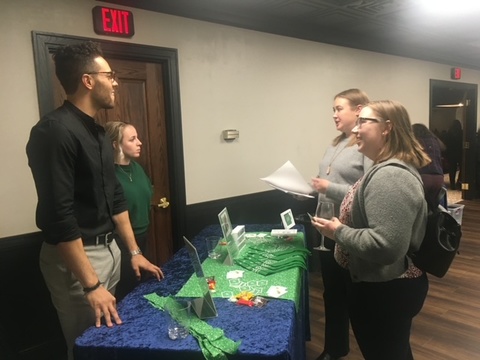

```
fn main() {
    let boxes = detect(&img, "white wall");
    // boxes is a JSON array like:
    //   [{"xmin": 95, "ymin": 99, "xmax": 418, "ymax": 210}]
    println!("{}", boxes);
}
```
[{"xmin": 1, "ymin": 0, "xmax": 480, "ymax": 237}]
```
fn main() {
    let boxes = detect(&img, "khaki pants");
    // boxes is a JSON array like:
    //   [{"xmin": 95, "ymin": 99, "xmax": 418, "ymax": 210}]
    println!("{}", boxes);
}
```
[{"xmin": 40, "ymin": 240, "xmax": 121, "ymax": 360}]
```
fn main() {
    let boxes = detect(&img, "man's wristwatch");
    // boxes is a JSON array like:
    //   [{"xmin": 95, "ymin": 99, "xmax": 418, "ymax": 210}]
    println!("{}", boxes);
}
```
[{"xmin": 130, "ymin": 248, "xmax": 143, "ymax": 256}]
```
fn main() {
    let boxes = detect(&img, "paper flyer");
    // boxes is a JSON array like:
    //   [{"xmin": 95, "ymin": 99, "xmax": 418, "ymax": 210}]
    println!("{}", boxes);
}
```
[{"xmin": 260, "ymin": 161, "xmax": 315, "ymax": 198}]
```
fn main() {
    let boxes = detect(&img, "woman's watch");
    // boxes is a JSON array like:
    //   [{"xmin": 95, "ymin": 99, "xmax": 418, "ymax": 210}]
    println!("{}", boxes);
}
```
[{"xmin": 130, "ymin": 248, "xmax": 143, "ymax": 256}]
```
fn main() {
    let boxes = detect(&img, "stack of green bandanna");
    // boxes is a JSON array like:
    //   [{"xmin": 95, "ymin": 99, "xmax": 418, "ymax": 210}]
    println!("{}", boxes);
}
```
[
  {"xmin": 144, "ymin": 294, "xmax": 241, "ymax": 360},
  {"xmin": 234, "ymin": 241, "xmax": 310, "ymax": 276}
]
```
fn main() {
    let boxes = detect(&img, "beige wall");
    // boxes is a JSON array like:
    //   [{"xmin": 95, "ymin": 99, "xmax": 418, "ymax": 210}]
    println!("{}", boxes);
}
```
[{"xmin": 1, "ymin": 0, "xmax": 480, "ymax": 237}]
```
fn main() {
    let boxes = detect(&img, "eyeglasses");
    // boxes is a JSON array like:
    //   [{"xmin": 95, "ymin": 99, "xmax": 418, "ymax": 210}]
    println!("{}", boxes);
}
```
[
  {"xmin": 86, "ymin": 71, "xmax": 117, "ymax": 81},
  {"xmin": 355, "ymin": 117, "xmax": 382, "ymax": 128}
]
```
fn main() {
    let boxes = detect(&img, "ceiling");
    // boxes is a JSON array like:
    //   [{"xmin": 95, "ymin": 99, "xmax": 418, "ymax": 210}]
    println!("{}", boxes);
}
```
[{"xmin": 102, "ymin": 0, "xmax": 480, "ymax": 71}]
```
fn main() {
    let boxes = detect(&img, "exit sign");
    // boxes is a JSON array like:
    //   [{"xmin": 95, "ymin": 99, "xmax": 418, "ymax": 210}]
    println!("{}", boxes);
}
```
[
  {"xmin": 92, "ymin": 6, "xmax": 135, "ymax": 38},
  {"xmin": 451, "ymin": 67, "xmax": 462, "ymax": 80}
]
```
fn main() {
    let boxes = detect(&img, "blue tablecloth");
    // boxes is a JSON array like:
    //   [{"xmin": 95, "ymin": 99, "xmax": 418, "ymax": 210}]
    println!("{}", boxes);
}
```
[{"xmin": 74, "ymin": 224, "xmax": 309, "ymax": 360}]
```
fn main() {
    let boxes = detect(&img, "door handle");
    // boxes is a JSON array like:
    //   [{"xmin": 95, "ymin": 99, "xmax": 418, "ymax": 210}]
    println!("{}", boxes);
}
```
[{"xmin": 157, "ymin": 197, "xmax": 170, "ymax": 208}]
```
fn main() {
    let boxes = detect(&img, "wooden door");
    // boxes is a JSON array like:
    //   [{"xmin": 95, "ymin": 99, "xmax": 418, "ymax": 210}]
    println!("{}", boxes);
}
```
[{"xmin": 50, "ymin": 57, "xmax": 173, "ymax": 265}]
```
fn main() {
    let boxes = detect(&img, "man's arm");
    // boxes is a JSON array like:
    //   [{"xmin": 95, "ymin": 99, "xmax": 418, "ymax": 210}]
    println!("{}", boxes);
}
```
[
  {"xmin": 112, "ymin": 211, "xmax": 164, "ymax": 281},
  {"xmin": 56, "ymin": 239, "xmax": 122, "ymax": 328}
]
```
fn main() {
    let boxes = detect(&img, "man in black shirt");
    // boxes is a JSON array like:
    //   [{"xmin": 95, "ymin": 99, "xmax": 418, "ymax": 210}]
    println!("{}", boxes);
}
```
[{"xmin": 26, "ymin": 41, "xmax": 164, "ymax": 360}]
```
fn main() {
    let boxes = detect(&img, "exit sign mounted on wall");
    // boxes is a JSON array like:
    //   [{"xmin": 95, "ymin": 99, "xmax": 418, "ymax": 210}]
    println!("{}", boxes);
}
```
[
  {"xmin": 92, "ymin": 6, "xmax": 135, "ymax": 38},
  {"xmin": 451, "ymin": 67, "xmax": 462, "ymax": 80}
]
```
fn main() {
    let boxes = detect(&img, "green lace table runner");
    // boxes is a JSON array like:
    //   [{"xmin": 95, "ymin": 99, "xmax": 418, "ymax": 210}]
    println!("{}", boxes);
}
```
[
  {"xmin": 175, "ymin": 232, "xmax": 307, "ymax": 310},
  {"xmin": 145, "ymin": 294, "xmax": 241, "ymax": 360}
]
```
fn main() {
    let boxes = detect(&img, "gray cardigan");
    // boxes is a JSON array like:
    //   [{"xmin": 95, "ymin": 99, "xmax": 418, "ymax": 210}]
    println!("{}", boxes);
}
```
[
  {"xmin": 335, "ymin": 159, "xmax": 427, "ymax": 282},
  {"xmin": 317, "ymin": 137, "xmax": 373, "ymax": 216}
]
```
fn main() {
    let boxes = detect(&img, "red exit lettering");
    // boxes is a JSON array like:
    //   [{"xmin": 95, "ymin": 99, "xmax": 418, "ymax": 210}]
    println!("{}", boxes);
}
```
[
  {"xmin": 102, "ymin": 8, "xmax": 130, "ymax": 34},
  {"xmin": 451, "ymin": 67, "xmax": 462, "ymax": 80},
  {"xmin": 92, "ymin": 6, "xmax": 135, "ymax": 38}
]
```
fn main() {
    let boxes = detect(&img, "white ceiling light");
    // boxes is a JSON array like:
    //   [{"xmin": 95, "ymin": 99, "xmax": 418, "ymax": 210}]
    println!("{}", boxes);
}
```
[{"xmin": 417, "ymin": 0, "xmax": 480, "ymax": 16}]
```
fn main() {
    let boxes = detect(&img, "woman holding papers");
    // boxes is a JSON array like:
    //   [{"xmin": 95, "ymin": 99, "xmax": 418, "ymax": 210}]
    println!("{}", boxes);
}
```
[
  {"xmin": 312, "ymin": 100, "xmax": 430, "ymax": 360},
  {"xmin": 310, "ymin": 88, "xmax": 372, "ymax": 360}
]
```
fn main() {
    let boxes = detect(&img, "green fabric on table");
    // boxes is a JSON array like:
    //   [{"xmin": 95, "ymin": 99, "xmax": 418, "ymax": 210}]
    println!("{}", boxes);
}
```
[
  {"xmin": 144, "ymin": 294, "xmax": 241, "ymax": 360},
  {"xmin": 176, "ymin": 232, "xmax": 307, "ymax": 310},
  {"xmin": 234, "ymin": 242, "xmax": 309, "ymax": 275}
]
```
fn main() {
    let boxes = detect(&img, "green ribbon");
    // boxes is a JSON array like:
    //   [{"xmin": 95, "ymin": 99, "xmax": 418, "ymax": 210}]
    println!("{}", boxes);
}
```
[{"xmin": 144, "ymin": 294, "xmax": 241, "ymax": 360}]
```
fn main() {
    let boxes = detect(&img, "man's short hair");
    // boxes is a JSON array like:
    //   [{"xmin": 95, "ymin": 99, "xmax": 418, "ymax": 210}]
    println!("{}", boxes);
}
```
[{"xmin": 53, "ymin": 41, "xmax": 104, "ymax": 95}]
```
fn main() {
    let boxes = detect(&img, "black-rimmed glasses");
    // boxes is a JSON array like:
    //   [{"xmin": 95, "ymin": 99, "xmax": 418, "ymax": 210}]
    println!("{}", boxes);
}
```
[
  {"xmin": 86, "ymin": 71, "xmax": 117, "ymax": 81},
  {"xmin": 355, "ymin": 117, "xmax": 382, "ymax": 128}
]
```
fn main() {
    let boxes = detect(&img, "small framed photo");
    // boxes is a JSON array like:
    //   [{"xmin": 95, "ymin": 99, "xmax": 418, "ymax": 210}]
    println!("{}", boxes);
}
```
[
  {"xmin": 280, "ymin": 209, "xmax": 295, "ymax": 229},
  {"xmin": 218, "ymin": 207, "xmax": 233, "ymax": 239}
]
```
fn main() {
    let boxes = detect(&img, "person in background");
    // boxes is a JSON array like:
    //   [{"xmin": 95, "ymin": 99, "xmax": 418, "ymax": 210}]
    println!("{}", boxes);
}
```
[
  {"xmin": 313, "ymin": 100, "xmax": 430, "ymax": 359},
  {"xmin": 412, "ymin": 123, "xmax": 445, "ymax": 208},
  {"xmin": 105, "ymin": 121, "xmax": 154, "ymax": 300},
  {"xmin": 310, "ymin": 88, "xmax": 372, "ymax": 360},
  {"xmin": 445, "ymin": 119, "xmax": 463, "ymax": 189},
  {"xmin": 26, "ymin": 42, "xmax": 163, "ymax": 360}
]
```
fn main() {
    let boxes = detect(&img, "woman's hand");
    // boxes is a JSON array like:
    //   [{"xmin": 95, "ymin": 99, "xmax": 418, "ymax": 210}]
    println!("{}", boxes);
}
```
[
  {"xmin": 311, "ymin": 216, "xmax": 342, "ymax": 240},
  {"xmin": 311, "ymin": 177, "xmax": 329, "ymax": 194}
]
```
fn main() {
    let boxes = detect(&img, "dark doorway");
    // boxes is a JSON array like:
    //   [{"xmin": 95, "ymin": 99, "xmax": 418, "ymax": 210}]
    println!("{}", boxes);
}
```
[{"xmin": 430, "ymin": 79, "xmax": 478, "ymax": 200}]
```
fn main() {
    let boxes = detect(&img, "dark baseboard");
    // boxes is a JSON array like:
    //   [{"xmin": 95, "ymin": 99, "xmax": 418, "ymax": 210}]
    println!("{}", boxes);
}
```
[
  {"xmin": 0, "ymin": 233, "xmax": 66, "ymax": 360},
  {"xmin": 0, "ymin": 190, "xmax": 316, "ymax": 359}
]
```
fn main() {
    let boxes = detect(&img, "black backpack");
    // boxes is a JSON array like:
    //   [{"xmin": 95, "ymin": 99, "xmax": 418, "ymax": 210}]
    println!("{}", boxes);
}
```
[
  {"xmin": 388, "ymin": 163, "xmax": 462, "ymax": 278},
  {"xmin": 410, "ymin": 188, "xmax": 462, "ymax": 278}
]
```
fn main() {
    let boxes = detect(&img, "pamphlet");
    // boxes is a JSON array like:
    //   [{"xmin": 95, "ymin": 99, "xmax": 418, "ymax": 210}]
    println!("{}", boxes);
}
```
[{"xmin": 260, "ymin": 160, "xmax": 315, "ymax": 198}]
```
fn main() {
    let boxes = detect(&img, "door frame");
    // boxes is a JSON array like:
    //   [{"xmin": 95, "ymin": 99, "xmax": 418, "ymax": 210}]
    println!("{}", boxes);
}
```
[
  {"xmin": 429, "ymin": 79, "xmax": 478, "ymax": 200},
  {"xmin": 32, "ymin": 31, "xmax": 187, "ymax": 250}
]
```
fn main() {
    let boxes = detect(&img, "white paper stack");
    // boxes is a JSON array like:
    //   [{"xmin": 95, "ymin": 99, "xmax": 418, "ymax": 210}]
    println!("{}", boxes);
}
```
[{"xmin": 260, "ymin": 160, "xmax": 314, "ymax": 198}]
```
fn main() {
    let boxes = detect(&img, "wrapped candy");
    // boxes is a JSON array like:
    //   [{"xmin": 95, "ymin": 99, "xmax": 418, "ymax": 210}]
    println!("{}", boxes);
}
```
[
  {"xmin": 237, "ymin": 298, "xmax": 254, "ymax": 307},
  {"xmin": 235, "ymin": 291, "xmax": 254, "ymax": 301},
  {"xmin": 206, "ymin": 276, "xmax": 216, "ymax": 291},
  {"xmin": 232, "ymin": 291, "xmax": 269, "ymax": 308},
  {"xmin": 252, "ymin": 296, "xmax": 268, "ymax": 308}
]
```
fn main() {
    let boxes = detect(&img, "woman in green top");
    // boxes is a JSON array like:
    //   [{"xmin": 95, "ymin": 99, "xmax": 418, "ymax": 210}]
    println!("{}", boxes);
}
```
[{"xmin": 105, "ymin": 121, "xmax": 154, "ymax": 300}]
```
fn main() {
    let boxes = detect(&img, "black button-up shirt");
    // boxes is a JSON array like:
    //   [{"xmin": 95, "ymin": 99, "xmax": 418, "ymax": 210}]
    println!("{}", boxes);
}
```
[{"xmin": 27, "ymin": 101, "xmax": 128, "ymax": 245}]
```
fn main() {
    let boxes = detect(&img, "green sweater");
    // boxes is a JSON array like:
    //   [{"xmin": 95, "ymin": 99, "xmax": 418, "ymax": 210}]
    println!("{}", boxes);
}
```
[{"xmin": 115, "ymin": 161, "xmax": 153, "ymax": 235}]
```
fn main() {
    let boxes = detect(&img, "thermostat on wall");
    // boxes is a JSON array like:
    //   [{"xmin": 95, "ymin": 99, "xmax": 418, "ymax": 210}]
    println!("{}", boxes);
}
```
[{"xmin": 222, "ymin": 129, "xmax": 239, "ymax": 141}]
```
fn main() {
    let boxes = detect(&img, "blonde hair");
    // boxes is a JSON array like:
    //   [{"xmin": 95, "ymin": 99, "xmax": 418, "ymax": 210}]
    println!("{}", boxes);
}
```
[
  {"xmin": 333, "ymin": 88, "xmax": 370, "ymax": 146},
  {"xmin": 368, "ymin": 100, "xmax": 431, "ymax": 168},
  {"xmin": 104, "ymin": 121, "xmax": 130, "ymax": 163}
]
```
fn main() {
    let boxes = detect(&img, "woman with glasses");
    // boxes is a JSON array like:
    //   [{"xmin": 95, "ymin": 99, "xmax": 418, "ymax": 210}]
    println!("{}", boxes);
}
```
[
  {"xmin": 312, "ymin": 100, "xmax": 430, "ymax": 359},
  {"xmin": 309, "ymin": 88, "xmax": 372, "ymax": 360},
  {"xmin": 105, "ymin": 121, "xmax": 157, "ymax": 300}
]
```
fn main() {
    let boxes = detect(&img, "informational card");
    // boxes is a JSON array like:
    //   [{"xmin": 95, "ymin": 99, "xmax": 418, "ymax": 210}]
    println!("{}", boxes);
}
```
[
  {"xmin": 218, "ymin": 207, "xmax": 237, "ymax": 265},
  {"xmin": 216, "ymin": 225, "xmax": 246, "ymax": 267},
  {"xmin": 218, "ymin": 207, "xmax": 233, "ymax": 240},
  {"xmin": 183, "ymin": 237, "xmax": 218, "ymax": 319},
  {"xmin": 280, "ymin": 209, "xmax": 295, "ymax": 229},
  {"xmin": 271, "ymin": 209, "xmax": 298, "ymax": 237}
]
